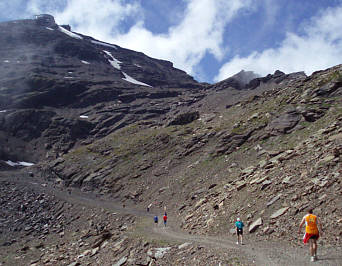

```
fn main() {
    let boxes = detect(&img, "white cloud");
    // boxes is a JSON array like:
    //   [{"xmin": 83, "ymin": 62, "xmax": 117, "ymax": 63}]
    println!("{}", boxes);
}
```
[
  {"xmin": 215, "ymin": 5, "xmax": 342, "ymax": 81},
  {"xmin": 55, "ymin": 0, "xmax": 140, "ymax": 41},
  {"xmin": 26, "ymin": 0, "xmax": 140, "ymax": 41},
  {"xmin": 109, "ymin": 0, "xmax": 253, "ymax": 75}
]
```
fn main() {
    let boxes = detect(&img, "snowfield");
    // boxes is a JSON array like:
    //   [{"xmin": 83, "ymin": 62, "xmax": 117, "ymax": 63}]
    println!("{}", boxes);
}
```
[
  {"xmin": 122, "ymin": 72, "xmax": 152, "ymax": 87},
  {"xmin": 92, "ymin": 40, "xmax": 117, "ymax": 49},
  {"xmin": 103, "ymin": 50, "xmax": 122, "ymax": 70},
  {"xmin": 58, "ymin": 26, "xmax": 83, "ymax": 40},
  {"xmin": 5, "ymin": 160, "xmax": 35, "ymax": 167},
  {"xmin": 103, "ymin": 51, "xmax": 152, "ymax": 87}
]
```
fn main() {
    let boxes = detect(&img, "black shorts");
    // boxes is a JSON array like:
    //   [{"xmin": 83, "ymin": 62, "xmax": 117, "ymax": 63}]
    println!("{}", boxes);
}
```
[
  {"xmin": 237, "ymin": 228, "xmax": 243, "ymax": 235},
  {"xmin": 310, "ymin": 234, "xmax": 318, "ymax": 240}
]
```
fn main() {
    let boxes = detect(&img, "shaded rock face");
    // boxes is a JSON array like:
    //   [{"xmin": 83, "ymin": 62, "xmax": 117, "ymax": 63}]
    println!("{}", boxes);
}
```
[
  {"xmin": 167, "ymin": 111, "xmax": 200, "ymax": 126},
  {"xmin": 1, "ymin": 110, "xmax": 55, "ymax": 140},
  {"xmin": 266, "ymin": 109, "xmax": 301, "ymax": 135}
]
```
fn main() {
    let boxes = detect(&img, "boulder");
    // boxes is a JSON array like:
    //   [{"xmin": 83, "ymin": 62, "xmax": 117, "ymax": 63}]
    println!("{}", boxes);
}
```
[
  {"xmin": 236, "ymin": 181, "xmax": 247, "ymax": 191},
  {"xmin": 167, "ymin": 111, "xmax": 199, "ymax": 126},
  {"xmin": 194, "ymin": 198, "xmax": 207, "ymax": 209},
  {"xmin": 267, "ymin": 194, "xmax": 282, "ymax": 207},
  {"xmin": 147, "ymin": 247, "xmax": 171, "ymax": 259},
  {"xmin": 249, "ymin": 218, "xmax": 262, "ymax": 233},
  {"xmin": 266, "ymin": 109, "xmax": 301, "ymax": 135},
  {"xmin": 270, "ymin": 207, "xmax": 289, "ymax": 219},
  {"xmin": 113, "ymin": 256, "xmax": 127, "ymax": 266},
  {"xmin": 241, "ymin": 166, "xmax": 256, "ymax": 175},
  {"xmin": 178, "ymin": 242, "xmax": 192, "ymax": 249},
  {"xmin": 260, "ymin": 180, "xmax": 272, "ymax": 190}
]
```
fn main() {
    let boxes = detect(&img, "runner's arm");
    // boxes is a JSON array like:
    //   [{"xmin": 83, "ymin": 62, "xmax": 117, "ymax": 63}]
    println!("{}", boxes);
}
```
[
  {"xmin": 298, "ymin": 217, "xmax": 305, "ymax": 233},
  {"xmin": 317, "ymin": 217, "xmax": 323, "ymax": 235}
]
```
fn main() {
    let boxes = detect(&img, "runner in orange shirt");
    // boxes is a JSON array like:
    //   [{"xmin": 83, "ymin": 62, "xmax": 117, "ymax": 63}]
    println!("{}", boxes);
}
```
[{"xmin": 298, "ymin": 208, "xmax": 323, "ymax": 262}]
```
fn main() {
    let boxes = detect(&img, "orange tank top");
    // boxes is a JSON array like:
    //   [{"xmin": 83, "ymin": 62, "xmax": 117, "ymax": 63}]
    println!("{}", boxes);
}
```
[{"xmin": 305, "ymin": 214, "xmax": 318, "ymax": 234}]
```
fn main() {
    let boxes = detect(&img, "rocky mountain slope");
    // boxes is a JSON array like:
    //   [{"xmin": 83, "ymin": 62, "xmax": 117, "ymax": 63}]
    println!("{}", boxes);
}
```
[
  {"xmin": 41, "ymin": 64, "xmax": 342, "ymax": 245},
  {"xmin": 0, "ymin": 15, "xmax": 341, "ymax": 265},
  {"xmin": 0, "ymin": 15, "xmax": 201, "ymax": 164}
]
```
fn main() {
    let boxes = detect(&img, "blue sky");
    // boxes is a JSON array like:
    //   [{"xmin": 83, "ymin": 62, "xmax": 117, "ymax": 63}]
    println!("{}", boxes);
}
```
[{"xmin": 1, "ymin": 0, "xmax": 342, "ymax": 83}]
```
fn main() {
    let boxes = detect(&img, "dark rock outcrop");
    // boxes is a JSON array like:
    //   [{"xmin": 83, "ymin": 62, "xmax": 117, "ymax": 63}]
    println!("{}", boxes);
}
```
[
  {"xmin": 167, "ymin": 111, "xmax": 200, "ymax": 126},
  {"xmin": 246, "ymin": 70, "xmax": 306, "ymax": 90},
  {"xmin": 266, "ymin": 109, "xmax": 301, "ymax": 135}
]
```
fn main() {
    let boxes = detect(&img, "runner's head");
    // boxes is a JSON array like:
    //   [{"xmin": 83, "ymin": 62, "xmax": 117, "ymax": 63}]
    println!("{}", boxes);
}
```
[
  {"xmin": 237, "ymin": 217, "xmax": 240, "ymax": 221},
  {"xmin": 307, "ymin": 208, "xmax": 313, "ymax": 214}
]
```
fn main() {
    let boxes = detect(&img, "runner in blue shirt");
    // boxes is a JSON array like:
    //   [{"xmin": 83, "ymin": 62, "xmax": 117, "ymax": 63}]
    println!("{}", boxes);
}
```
[
  {"xmin": 235, "ymin": 217, "xmax": 244, "ymax": 245},
  {"xmin": 154, "ymin": 215, "xmax": 158, "ymax": 225}
]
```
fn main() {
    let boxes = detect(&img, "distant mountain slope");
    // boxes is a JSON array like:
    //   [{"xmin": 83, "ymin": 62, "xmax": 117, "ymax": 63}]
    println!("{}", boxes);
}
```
[{"xmin": 0, "ymin": 15, "xmax": 203, "ymax": 163}]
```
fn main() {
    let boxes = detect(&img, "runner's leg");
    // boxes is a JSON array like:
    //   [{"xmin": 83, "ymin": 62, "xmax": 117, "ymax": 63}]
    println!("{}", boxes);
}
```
[
  {"xmin": 313, "ymin": 239, "xmax": 317, "ymax": 257},
  {"xmin": 309, "ymin": 238, "xmax": 314, "ymax": 256}
]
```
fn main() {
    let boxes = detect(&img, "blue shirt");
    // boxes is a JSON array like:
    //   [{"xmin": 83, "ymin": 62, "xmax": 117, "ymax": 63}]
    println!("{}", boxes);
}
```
[{"xmin": 235, "ymin": 221, "xmax": 244, "ymax": 229}]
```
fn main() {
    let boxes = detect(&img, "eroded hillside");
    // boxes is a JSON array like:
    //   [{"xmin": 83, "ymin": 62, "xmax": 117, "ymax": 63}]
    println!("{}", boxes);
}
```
[{"xmin": 43, "ymin": 65, "xmax": 342, "ymax": 247}]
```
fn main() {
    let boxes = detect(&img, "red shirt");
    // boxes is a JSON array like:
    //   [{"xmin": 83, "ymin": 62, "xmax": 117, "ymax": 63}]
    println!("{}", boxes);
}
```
[{"xmin": 163, "ymin": 215, "xmax": 167, "ymax": 221}]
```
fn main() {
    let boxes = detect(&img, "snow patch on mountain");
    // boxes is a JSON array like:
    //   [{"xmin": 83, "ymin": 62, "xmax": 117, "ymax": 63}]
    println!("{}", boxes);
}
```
[
  {"xmin": 102, "ymin": 50, "xmax": 151, "ymax": 87},
  {"xmin": 122, "ymin": 72, "xmax": 152, "ymax": 87},
  {"xmin": 92, "ymin": 40, "xmax": 117, "ymax": 49},
  {"xmin": 58, "ymin": 26, "xmax": 83, "ymax": 40},
  {"xmin": 5, "ymin": 160, "xmax": 35, "ymax": 167},
  {"xmin": 103, "ymin": 50, "xmax": 122, "ymax": 70}
]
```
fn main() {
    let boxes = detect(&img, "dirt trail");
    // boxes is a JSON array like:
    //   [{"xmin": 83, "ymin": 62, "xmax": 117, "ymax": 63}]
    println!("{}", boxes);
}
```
[
  {"xmin": 153, "ymin": 226, "xmax": 342, "ymax": 265},
  {"xmin": 1, "ymin": 170, "xmax": 342, "ymax": 266}
]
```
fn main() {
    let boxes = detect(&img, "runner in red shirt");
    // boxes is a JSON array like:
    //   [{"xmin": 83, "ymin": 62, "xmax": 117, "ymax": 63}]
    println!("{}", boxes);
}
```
[{"xmin": 163, "ymin": 214, "xmax": 167, "ymax": 227}]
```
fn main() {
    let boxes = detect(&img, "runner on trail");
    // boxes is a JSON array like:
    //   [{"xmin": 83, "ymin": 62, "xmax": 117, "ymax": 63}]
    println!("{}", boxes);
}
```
[
  {"xmin": 147, "ymin": 203, "xmax": 152, "ymax": 212},
  {"xmin": 154, "ymin": 215, "xmax": 158, "ymax": 225},
  {"xmin": 163, "ymin": 214, "xmax": 167, "ymax": 227},
  {"xmin": 235, "ymin": 217, "xmax": 244, "ymax": 245},
  {"xmin": 298, "ymin": 208, "xmax": 323, "ymax": 262}
]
